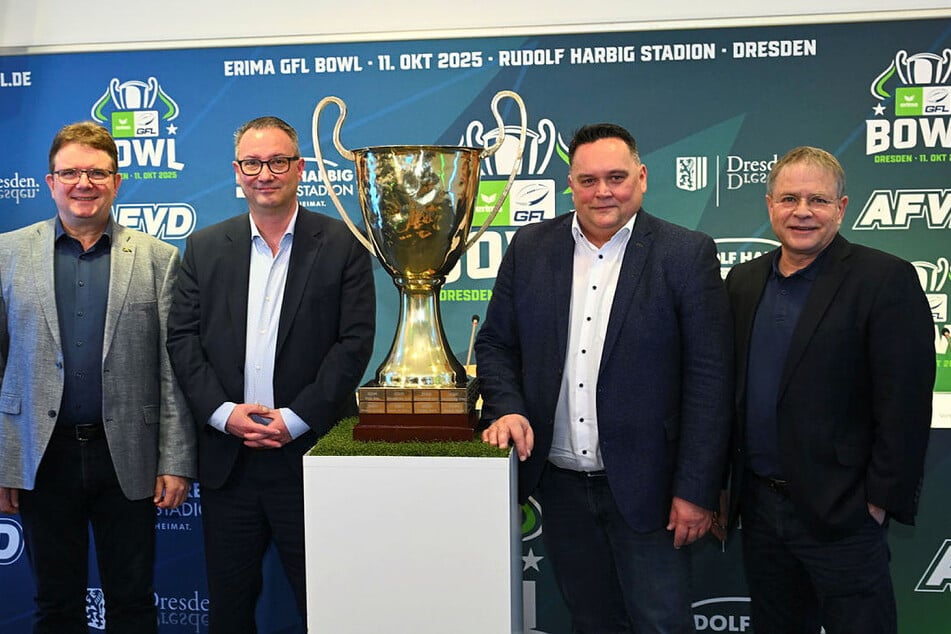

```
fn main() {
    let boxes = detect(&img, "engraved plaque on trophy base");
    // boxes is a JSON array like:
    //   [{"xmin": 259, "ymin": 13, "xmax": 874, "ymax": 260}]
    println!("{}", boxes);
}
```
[{"xmin": 353, "ymin": 379, "xmax": 480, "ymax": 442}]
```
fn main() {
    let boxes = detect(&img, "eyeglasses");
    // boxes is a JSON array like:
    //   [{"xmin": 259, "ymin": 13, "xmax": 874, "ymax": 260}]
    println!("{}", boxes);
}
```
[
  {"xmin": 235, "ymin": 156, "xmax": 299, "ymax": 176},
  {"xmin": 771, "ymin": 194, "xmax": 840, "ymax": 212},
  {"xmin": 51, "ymin": 168, "xmax": 116, "ymax": 184}
]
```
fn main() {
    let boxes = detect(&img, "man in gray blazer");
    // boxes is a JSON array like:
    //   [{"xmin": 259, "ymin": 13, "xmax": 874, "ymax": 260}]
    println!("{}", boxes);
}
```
[{"xmin": 0, "ymin": 121, "xmax": 196, "ymax": 634}]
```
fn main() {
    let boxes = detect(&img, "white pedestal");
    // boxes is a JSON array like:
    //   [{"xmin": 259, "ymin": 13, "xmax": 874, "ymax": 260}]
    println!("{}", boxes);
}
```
[{"xmin": 303, "ymin": 452, "xmax": 522, "ymax": 633}]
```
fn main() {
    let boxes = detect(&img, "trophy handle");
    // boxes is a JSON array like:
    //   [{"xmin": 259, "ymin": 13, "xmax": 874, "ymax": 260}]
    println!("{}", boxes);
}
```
[
  {"xmin": 465, "ymin": 90, "xmax": 528, "ymax": 250},
  {"xmin": 312, "ymin": 96, "xmax": 374, "ymax": 254},
  {"xmin": 935, "ymin": 257, "xmax": 950, "ymax": 292},
  {"xmin": 894, "ymin": 50, "xmax": 909, "ymax": 85}
]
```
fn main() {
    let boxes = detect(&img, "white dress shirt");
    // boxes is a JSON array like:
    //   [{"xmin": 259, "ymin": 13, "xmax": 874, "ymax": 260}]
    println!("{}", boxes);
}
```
[
  {"xmin": 548, "ymin": 211, "xmax": 636, "ymax": 472},
  {"xmin": 208, "ymin": 209, "xmax": 310, "ymax": 439}
]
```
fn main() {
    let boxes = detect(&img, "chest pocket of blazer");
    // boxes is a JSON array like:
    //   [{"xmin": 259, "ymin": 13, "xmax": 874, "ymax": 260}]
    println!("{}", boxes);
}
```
[
  {"xmin": 128, "ymin": 301, "xmax": 158, "ymax": 314},
  {"xmin": 143, "ymin": 404, "xmax": 159, "ymax": 425},
  {"xmin": 0, "ymin": 393, "xmax": 21, "ymax": 415}
]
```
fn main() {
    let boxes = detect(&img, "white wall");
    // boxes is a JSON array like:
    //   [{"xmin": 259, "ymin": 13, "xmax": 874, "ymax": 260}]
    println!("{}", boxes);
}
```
[{"xmin": 2, "ymin": 0, "xmax": 949, "ymax": 53}]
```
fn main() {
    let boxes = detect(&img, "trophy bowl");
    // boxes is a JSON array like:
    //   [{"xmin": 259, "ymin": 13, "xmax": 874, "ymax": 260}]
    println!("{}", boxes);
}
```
[
  {"xmin": 312, "ymin": 91, "xmax": 527, "ymax": 440},
  {"xmin": 354, "ymin": 145, "xmax": 481, "ymax": 388}
]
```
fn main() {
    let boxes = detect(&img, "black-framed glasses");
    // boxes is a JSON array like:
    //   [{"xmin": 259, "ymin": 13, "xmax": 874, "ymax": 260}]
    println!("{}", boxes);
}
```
[
  {"xmin": 235, "ymin": 156, "xmax": 299, "ymax": 176},
  {"xmin": 51, "ymin": 168, "xmax": 116, "ymax": 184}
]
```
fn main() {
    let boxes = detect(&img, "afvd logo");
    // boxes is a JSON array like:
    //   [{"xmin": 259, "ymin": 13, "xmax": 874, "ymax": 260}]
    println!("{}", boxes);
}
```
[
  {"xmin": 866, "ymin": 49, "xmax": 951, "ymax": 156},
  {"xmin": 916, "ymin": 539, "xmax": 951, "ymax": 592},
  {"xmin": 0, "ymin": 517, "xmax": 25, "ymax": 565}
]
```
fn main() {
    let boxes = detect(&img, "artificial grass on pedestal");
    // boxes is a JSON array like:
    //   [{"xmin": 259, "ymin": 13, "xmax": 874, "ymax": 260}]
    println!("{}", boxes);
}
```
[{"xmin": 308, "ymin": 417, "xmax": 511, "ymax": 458}]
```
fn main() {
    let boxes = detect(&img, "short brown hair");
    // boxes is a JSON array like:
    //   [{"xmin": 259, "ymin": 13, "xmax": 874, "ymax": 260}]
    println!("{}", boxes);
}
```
[
  {"xmin": 767, "ymin": 146, "xmax": 846, "ymax": 198},
  {"xmin": 48, "ymin": 121, "xmax": 119, "ymax": 173}
]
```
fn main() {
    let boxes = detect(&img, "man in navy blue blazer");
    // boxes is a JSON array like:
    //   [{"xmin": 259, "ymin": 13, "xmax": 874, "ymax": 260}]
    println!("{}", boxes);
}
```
[{"xmin": 476, "ymin": 123, "xmax": 733, "ymax": 632}]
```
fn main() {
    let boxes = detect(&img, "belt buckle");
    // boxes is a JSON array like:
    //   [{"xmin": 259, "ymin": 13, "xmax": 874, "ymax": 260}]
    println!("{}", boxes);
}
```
[
  {"xmin": 74, "ymin": 424, "xmax": 100, "ymax": 441},
  {"xmin": 766, "ymin": 477, "xmax": 789, "ymax": 497}
]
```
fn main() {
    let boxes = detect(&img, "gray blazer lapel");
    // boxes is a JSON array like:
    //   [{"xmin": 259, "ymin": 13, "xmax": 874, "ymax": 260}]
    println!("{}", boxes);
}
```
[
  {"xmin": 30, "ymin": 220, "xmax": 61, "ymax": 350},
  {"xmin": 104, "ymin": 225, "xmax": 135, "ymax": 361}
]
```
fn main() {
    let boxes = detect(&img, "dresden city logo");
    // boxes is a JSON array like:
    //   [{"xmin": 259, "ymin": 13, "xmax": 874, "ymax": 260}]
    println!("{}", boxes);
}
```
[
  {"xmin": 676, "ymin": 156, "xmax": 708, "ymax": 192},
  {"xmin": 86, "ymin": 588, "xmax": 107, "ymax": 630}
]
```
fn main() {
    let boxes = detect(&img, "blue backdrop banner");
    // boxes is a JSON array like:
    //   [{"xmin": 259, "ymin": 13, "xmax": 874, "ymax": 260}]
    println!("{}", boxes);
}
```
[{"xmin": 1, "ymin": 15, "xmax": 950, "ymax": 633}]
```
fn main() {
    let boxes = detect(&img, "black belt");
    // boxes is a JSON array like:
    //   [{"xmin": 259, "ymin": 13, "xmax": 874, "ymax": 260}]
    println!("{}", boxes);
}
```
[
  {"xmin": 752, "ymin": 472, "xmax": 790, "ymax": 498},
  {"xmin": 549, "ymin": 463, "xmax": 608, "ymax": 478},
  {"xmin": 53, "ymin": 423, "xmax": 105, "ymax": 441}
]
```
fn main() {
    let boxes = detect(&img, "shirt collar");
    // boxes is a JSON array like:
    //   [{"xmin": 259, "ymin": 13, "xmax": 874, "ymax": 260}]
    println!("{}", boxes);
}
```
[
  {"xmin": 249, "ymin": 206, "xmax": 299, "ymax": 243},
  {"xmin": 54, "ymin": 215, "xmax": 114, "ymax": 246},
  {"xmin": 771, "ymin": 245, "xmax": 827, "ymax": 281},
  {"xmin": 570, "ymin": 211, "xmax": 637, "ymax": 249}
]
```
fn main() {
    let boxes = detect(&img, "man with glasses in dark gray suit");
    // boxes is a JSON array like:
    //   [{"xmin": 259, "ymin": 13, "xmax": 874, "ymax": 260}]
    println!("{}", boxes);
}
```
[{"xmin": 167, "ymin": 116, "xmax": 375, "ymax": 633}]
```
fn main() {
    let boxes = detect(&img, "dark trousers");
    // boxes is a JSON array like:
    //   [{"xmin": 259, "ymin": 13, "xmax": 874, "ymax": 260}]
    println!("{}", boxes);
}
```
[
  {"xmin": 201, "ymin": 447, "xmax": 306, "ymax": 634},
  {"xmin": 537, "ymin": 464, "xmax": 693, "ymax": 634},
  {"xmin": 741, "ymin": 473, "xmax": 896, "ymax": 634},
  {"xmin": 18, "ymin": 432, "xmax": 157, "ymax": 634}
]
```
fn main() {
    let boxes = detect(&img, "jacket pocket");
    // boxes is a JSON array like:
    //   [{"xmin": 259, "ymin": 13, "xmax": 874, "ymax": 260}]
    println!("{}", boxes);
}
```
[
  {"xmin": 0, "ymin": 392, "xmax": 20, "ymax": 414},
  {"xmin": 128, "ymin": 301, "xmax": 158, "ymax": 315},
  {"xmin": 143, "ymin": 404, "xmax": 159, "ymax": 425}
]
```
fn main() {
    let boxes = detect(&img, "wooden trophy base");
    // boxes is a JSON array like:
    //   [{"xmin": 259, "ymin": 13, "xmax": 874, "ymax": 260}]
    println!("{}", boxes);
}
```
[{"xmin": 353, "ymin": 379, "xmax": 479, "ymax": 442}]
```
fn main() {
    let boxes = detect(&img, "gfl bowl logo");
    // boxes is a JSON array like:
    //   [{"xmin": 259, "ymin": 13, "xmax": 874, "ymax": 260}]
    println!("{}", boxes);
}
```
[
  {"xmin": 866, "ymin": 48, "xmax": 951, "ymax": 155},
  {"xmin": 0, "ymin": 517, "xmax": 25, "ymax": 565},
  {"xmin": 463, "ymin": 116, "xmax": 561, "ymax": 228},
  {"xmin": 90, "ymin": 76, "xmax": 185, "ymax": 174}
]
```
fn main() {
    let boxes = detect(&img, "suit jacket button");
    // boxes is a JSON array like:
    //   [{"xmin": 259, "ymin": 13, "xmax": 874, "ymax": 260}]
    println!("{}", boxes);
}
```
[{"xmin": 47, "ymin": 410, "xmax": 56, "ymax": 418}]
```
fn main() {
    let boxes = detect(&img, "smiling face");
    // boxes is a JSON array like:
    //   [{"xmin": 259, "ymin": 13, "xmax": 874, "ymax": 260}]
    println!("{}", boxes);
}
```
[
  {"xmin": 233, "ymin": 126, "xmax": 303, "ymax": 218},
  {"xmin": 46, "ymin": 142, "xmax": 121, "ymax": 233},
  {"xmin": 568, "ymin": 137, "xmax": 647, "ymax": 247},
  {"xmin": 767, "ymin": 161, "xmax": 847, "ymax": 274}
]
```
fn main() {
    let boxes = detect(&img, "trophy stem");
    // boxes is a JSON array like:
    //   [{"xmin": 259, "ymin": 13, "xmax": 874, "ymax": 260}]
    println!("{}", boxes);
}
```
[{"xmin": 376, "ymin": 277, "xmax": 467, "ymax": 388}]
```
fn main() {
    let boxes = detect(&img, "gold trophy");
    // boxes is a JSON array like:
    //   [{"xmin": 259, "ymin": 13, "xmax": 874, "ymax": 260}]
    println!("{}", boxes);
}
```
[{"xmin": 312, "ymin": 91, "xmax": 526, "ymax": 441}]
